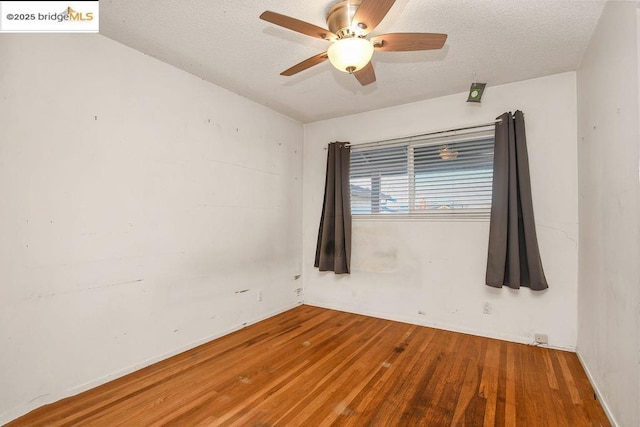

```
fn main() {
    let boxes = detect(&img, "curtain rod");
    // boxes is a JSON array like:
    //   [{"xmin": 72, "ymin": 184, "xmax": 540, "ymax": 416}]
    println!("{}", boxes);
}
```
[{"xmin": 343, "ymin": 118, "xmax": 503, "ymax": 149}]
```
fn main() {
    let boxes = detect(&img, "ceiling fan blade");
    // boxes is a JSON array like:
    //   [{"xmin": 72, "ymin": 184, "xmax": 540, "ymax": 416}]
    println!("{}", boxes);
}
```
[
  {"xmin": 281, "ymin": 52, "xmax": 329, "ymax": 76},
  {"xmin": 351, "ymin": 0, "xmax": 396, "ymax": 35},
  {"xmin": 371, "ymin": 33, "xmax": 447, "ymax": 51},
  {"xmin": 260, "ymin": 11, "xmax": 336, "ymax": 40},
  {"xmin": 354, "ymin": 62, "xmax": 376, "ymax": 86}
]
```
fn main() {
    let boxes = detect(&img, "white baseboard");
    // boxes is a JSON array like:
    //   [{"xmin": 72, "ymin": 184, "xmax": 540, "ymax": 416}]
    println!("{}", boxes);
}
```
[
  {"xmin": 303, "ymin": 300, "xmax": 576, "ymax": 352},
  {"xmin": 2, "ymin": 302, "xmax": 302, "ymax": 426},
  {"xmin": 575, "ymin": 350, "xmax": 619, "ymax": 427}
]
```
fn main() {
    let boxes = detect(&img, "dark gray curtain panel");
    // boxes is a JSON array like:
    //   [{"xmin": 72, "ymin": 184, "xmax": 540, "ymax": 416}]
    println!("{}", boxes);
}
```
[
  {"xmin": 315, "ymin": 142, "xmax": 352, "ymax": 274},
  {"xmin": 486, "ymin": 111, "xmax": 548, "ymax": 290}
]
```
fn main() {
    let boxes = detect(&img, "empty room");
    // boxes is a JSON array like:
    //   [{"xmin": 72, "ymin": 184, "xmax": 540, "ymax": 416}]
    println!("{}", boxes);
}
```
[{"xmin": 1, "ymin": 0, "xmax": 638, "ymax": 425}]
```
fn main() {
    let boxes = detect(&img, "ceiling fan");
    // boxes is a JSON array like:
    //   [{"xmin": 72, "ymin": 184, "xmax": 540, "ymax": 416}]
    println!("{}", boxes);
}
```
[{"xmin": 259, "ymin": 0, "xmax": 447, "ymax": 86}]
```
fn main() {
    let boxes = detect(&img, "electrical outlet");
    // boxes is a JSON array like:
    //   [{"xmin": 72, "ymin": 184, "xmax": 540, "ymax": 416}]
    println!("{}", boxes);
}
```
[
  {"xmin": 257, "ymin": 290, "xmax": 263, "ymax": 302},
  {"xmin": 534, "ymin": 333, "xmax": 548, "ymax": 345}
]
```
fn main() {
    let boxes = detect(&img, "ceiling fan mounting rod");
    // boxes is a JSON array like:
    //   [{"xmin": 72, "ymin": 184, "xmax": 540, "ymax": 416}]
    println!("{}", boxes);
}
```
[{"xmin": 327, "ymin": 0, "xmax": 363, "ymax": 37}]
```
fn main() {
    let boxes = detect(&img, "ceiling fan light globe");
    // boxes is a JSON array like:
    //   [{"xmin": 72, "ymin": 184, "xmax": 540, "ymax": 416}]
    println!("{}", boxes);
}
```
[{"xmin": 327, "ymin": 37, "xmax": 374, "ymax": 73}]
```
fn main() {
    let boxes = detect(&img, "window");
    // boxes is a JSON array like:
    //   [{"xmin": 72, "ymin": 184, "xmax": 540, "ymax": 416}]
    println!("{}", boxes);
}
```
[{"xmin": 350, "ymin": 128, "xmax": 494, "ymax": 219}]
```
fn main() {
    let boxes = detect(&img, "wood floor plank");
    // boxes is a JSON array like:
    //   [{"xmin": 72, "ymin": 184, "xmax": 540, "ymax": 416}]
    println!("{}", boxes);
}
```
[
  {"xmin": 8, "ymin": 305, "xmax": 611, "ymax": 427},
  {"xmin": 480, "ymin": 339, "xmax": 500, "ymax": 427},
  {"xmin": 505, "ymin": 343, "xmax": 518, "ymax": 426},
  {"xmin": 531, "ymin": 347, "xmax": 567, "ymax": 427},
  {"xmin": 450, "ymin": 339, "xmax": 482, "ymax": 426},
  {"xmin": 564, "ymin": 351, "xmax": 608, "ymax": 425}
]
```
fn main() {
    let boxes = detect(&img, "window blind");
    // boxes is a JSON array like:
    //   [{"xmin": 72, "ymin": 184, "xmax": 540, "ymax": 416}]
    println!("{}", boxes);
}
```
[{"xmin": 350, "ymin": 127, "xmax": 495, "ymax": 220}]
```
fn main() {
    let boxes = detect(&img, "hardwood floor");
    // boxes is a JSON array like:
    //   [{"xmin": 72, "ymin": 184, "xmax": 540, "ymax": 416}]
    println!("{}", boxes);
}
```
[{"xmin": 9, "ymin": 305, "xmax": 610, "ymax": 426}]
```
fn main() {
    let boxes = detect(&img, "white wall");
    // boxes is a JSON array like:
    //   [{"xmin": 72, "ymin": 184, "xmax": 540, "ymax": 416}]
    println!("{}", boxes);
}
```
[
  {"xmin": 303, "ymin": 72, "xmax": 579, "ymax": 349},
  {"xmin": 576, "ymin": 1, "xmax": 640, "ymax": 426},
  {"xmin": 0, "ymin": 34, "xmax": 303, "ymax": 424}
]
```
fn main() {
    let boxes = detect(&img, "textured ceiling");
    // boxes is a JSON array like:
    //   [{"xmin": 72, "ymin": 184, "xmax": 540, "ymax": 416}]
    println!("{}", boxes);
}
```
[{"xmin": 99, "ymin": 0, "xmax": 605, "ymax": 123}]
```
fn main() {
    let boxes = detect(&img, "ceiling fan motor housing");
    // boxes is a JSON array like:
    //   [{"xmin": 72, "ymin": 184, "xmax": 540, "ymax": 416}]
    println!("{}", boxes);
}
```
[{"xmin": 327, "ymin": 0, "xmax": 363, "ymax": 38}]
